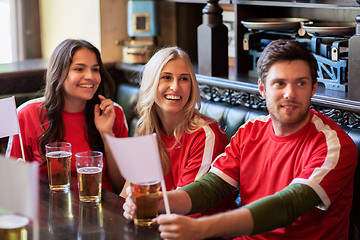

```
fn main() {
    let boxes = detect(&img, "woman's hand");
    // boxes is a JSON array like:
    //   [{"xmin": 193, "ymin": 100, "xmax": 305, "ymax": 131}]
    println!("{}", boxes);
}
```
[
  {"xmin": 94, "ymin": 94, "xmax": 116, "ymax": 136},
  {"xmin": 123, "ymin": 186, "xmax": 136, "ymax": 221}
]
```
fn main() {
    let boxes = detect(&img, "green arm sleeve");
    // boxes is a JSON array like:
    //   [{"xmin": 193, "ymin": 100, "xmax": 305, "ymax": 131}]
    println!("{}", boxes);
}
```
[
  {"xmin": 182, "ymin": 174, "xmax": 321, "ymax": 235},
  {"xmin": 181, "ymin": 172, "xmax": 236, "ymax": 214},
  {"xmin": 245, "ymin": 183, "xmax": 322, "ymax": 235}
]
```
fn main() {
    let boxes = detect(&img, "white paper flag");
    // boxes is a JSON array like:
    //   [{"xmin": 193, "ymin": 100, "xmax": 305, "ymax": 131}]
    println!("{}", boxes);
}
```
[
  {"xmin": 0, "ymin": 96, "xmax": 20, "ymax": 138},
  {"xmin": 105, "ymin": 133, "xmax": 171, "ymax": 214},
  {"xmin": 0, "ymin": 154, "xmax": 39, "ymax": 221},
  {"xmin": 105, "ymin": 134, "xmax": 163, "ymax": 184}
]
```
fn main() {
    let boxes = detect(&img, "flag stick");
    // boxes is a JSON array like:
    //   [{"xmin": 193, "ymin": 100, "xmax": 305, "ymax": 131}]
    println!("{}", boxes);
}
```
[
  {"xmin": 160, "ymin": 179, "xmax": 171, "ymax": 215},
  {"xmin": 18, "ymin": 132, "xmax": 26, "ymax": 162},
  {"xmin": 32, "ymin": 218, "xmax": 39, "ymax": 240},
  {"xmin": 11, "ymin": 96, "xmax": 25, "ymax": 162}
]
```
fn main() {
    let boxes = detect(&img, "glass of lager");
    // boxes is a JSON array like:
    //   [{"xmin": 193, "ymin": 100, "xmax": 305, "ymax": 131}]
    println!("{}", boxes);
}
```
[
  {"xmin": 0, "ymin": 215, "xmax": 29, "ymax": 240},
  {"xmin": 75, "ymin": 151, "xmax": 103, "ymax": 203},
  {"xmin": 130, "ymin": 181, "xmax": 161, "ymax": 227},
  {"xmin": 45, "ymin": 142, "xmax": 72, "ymax": 191}
]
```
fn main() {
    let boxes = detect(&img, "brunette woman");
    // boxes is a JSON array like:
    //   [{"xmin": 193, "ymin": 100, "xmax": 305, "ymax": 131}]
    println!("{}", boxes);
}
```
[{"xmin": 6, "ymin": 39, "xmax": 128, "ymax": 192}]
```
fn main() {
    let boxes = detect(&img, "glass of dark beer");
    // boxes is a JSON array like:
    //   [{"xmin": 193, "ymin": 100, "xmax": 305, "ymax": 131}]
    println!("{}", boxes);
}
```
[{"xmin": 130, "ymin": 181, "xmax": 161, "ymax": 227}]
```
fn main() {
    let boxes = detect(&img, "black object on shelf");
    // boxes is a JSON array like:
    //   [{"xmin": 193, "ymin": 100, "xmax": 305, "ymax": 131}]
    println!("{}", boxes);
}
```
[{"xmin": 197, "ymin": 0, "xmax": 228, "ymax": 78}]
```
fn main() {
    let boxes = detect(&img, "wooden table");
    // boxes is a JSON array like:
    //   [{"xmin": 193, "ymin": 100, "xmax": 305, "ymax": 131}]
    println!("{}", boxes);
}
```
[{"xmin": 29, "ymin": 176, "xmax": 162, "ymax": 239}]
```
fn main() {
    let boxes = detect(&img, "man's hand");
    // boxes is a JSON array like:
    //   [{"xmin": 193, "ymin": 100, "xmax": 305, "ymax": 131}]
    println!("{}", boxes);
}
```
[
  {"xmin": 154, "ymin": 204, "xmax": 254, "ymax": 240},
  {"xmin": 154, "ymin": 214, "xmax": 205, "ymax": 240}
]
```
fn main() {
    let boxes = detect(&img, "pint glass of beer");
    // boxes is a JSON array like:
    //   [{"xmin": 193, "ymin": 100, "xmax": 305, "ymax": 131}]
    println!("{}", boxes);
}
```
[
  {"xmin": 75, "ymin": 151, "xmax": 103, "ymax": 203},
  {"xmin": 0, "ymin": 215, "xmax": 29, "ymax": 240},
  {"xmin": 45, "ymin": 142, "xmax": 72, "ymax": 191},
  {"xmin": 131, "ymin": 181, "xmax": 161, "ymax": 227}
]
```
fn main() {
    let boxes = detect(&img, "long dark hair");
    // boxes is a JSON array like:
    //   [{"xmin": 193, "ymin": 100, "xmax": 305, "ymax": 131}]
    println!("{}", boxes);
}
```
[{"xmin": 38, "ymin": 39, "xmax": 115, "ymax": 163}]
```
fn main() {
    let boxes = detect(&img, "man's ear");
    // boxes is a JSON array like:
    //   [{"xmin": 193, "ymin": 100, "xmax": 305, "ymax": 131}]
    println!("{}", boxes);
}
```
[
  {"xmin": 311, "ymin": 82, "xmax": 318, "ymax": 97},
  {"xmin": 258, "ymin": 79, "xmax": 266, "ymax": 99}
]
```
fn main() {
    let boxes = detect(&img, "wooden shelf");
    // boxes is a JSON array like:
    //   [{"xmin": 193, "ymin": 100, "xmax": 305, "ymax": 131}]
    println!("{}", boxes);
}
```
[{"xmin": 0, "ymin": 59, "xmax": 48, "ymax": 79}]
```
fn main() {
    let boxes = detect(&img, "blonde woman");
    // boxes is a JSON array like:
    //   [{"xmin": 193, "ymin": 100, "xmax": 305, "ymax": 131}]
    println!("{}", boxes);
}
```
[{"xmin": 122, "ymin": 46, "xmax": 237, "ymax": 216}]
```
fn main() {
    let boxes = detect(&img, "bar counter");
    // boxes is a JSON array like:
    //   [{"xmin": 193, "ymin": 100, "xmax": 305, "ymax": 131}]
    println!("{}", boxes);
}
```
[{"xmin": 29, "ymin": 176, "xmax": 162, "ymax": 239}]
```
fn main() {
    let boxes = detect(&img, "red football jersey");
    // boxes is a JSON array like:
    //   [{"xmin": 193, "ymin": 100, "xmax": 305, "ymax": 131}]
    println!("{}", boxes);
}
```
[{"xmin": 211, "ymin": 110, "xmax": 357, "ymax": 239}]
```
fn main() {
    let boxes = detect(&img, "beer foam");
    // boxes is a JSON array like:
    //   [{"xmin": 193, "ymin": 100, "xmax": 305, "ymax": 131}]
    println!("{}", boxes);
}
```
[{"xmin": 0, "ymin": 215, "xmax": 29, "ymax": 229}]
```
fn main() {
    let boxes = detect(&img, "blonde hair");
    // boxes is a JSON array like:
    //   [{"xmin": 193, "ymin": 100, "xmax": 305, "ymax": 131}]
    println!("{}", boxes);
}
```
[{"xmin": 135, "ymin": 46, "xmax": 211, "ymax": 174}]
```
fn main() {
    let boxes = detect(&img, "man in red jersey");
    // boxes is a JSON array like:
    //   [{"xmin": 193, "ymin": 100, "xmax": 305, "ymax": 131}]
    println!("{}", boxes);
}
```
[{"xmin": 123, "ymin": 39, "xmax": 357, "ymax": 240}]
